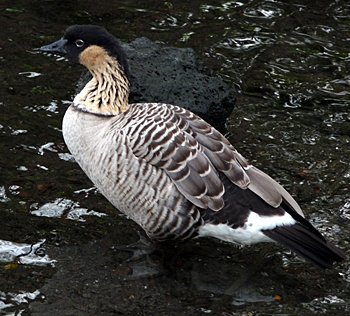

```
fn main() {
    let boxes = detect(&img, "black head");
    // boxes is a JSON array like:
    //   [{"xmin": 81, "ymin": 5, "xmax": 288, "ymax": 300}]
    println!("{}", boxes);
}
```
[{"xmin": 40, "ymin": 25, "xmax": 130, "ymax": 79}]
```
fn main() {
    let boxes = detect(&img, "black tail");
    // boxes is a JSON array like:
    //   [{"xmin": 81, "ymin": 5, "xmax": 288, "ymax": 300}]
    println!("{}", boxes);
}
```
[{"xmin": 263, "ymin": 223, "xmax": 346, "ymax": 269}]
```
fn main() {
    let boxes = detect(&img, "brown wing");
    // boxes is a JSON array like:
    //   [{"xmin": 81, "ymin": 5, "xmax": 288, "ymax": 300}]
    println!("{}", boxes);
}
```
[
  {"xmin": 126, "ymin": 103, "xmax": 247, "ymax": 210},
  {"xmin": 174, "ymin": 106, "xmax": 303, "ymax": 216},
  {"xmin": 125, "ymin": 103, "xmax": 303, "ymax": 216}
]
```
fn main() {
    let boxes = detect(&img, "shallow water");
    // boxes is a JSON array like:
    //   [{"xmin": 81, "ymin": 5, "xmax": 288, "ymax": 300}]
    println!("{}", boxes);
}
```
[{"xmin": 0, "ymin": 0, "xmax": 350, "ymax": 315}]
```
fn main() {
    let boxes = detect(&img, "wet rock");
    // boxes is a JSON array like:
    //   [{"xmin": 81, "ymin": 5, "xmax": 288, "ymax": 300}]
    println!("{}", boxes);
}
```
[{"xmin": 77, "ymin": 37, "xmax": 236, "ymax": 132}]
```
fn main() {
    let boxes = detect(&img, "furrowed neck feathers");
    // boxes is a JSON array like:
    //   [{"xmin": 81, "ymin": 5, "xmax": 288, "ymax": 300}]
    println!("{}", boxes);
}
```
[{"xmin": 74, "ymin": 45, "xmax": 130, "ymax": 116}]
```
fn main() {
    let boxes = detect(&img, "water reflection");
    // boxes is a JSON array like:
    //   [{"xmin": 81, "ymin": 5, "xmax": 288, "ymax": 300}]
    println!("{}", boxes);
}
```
[
  {"xmin": 339, "ymin": 199, "xmax": 350, "ymax": 220},
  {"xmin": 0, "ymin": 186, "xmax": 10, "ymax": 203},
  {"xmin": 30, "ymin": 198, "xmax": 107, "ymax": 222},
  {"xmin": 0, "ymin": 289, "xmax": 41, "ymax": 315},
  {"xmin": 0, "ymin": 239, "xmax": 55, "ymax": 266},
  {"xmin": 24, "ymin": 101, "xmax": 60, "ymax": 114},
  {"xmin": 200, "ymin": 2, "xmax": 245, "ymax": 12},
  {"xmin": 9, "ymin": 128, "xmax": 27, "ymax": 136},
  {"xmin": 303, "ymin": 295, "xmax": 347, "ymax": 313},
  {"xmin": 18, "ymin": 72, "xmax": 41, "ymax": 78}
]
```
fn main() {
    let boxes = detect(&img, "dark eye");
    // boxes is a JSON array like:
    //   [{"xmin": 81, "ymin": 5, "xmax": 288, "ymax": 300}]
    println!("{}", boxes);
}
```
[{"xmin": 75, "ymin": 39, "xmax": 84, "ymax": 47}]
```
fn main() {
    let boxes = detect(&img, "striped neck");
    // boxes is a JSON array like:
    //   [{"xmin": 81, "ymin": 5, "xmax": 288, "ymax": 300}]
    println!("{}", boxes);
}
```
[{"xmin": 74, "ymin": 45, "xmax": 130, "ymax": 116}]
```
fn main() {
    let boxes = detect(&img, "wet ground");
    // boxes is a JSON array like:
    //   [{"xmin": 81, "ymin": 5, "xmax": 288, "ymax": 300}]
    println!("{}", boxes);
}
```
[{"xmin": 1, "ymin": 0, "xmax": 350, "ymax": 315}]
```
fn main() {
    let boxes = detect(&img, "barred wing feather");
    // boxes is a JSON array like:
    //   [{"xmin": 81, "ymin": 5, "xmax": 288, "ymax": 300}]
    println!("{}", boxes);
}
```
[{"xmin": 125, "ymin": 103, "xmax": 300, "ymax": 216}]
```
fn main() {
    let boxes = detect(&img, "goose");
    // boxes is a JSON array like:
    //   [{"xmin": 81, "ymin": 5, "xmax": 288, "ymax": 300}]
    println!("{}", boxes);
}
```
[{"xmin": 39, "ymin": 25, "xmax": 346, "ymax": 269}]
